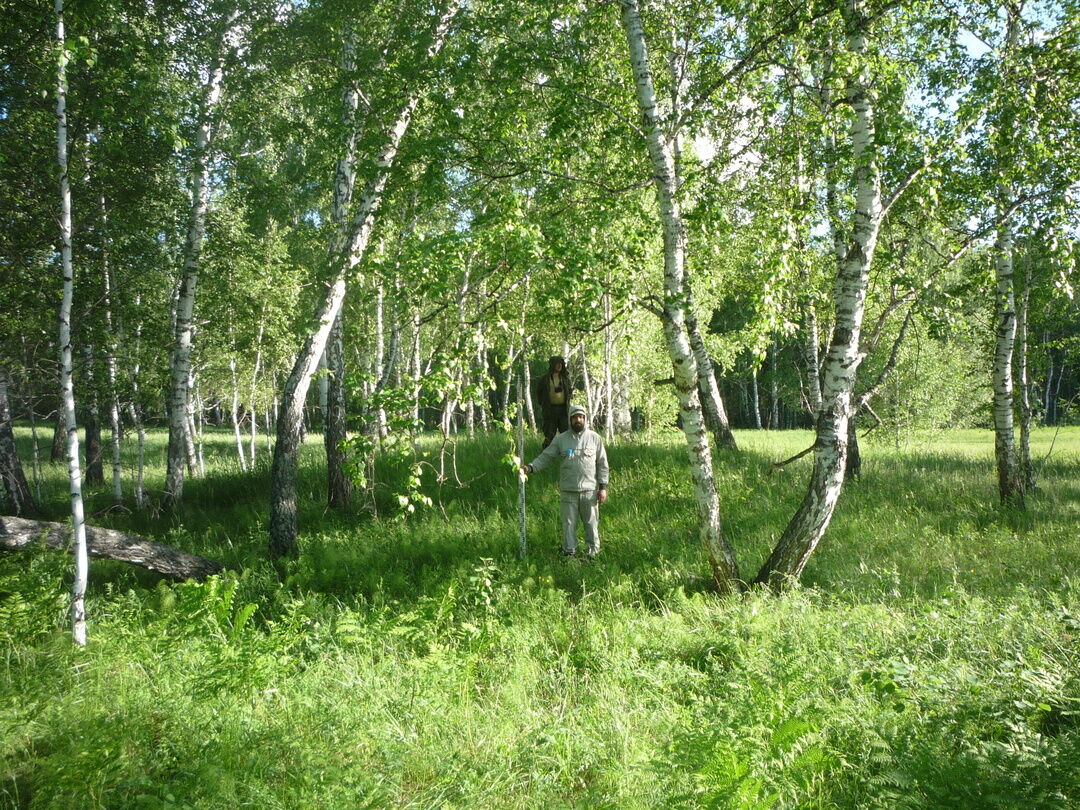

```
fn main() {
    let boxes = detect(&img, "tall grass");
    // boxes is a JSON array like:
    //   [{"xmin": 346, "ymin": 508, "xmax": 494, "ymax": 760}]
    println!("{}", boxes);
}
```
[{"xmin": 2, "ymin": 425, "xmax": 1079, "ymax": 808}]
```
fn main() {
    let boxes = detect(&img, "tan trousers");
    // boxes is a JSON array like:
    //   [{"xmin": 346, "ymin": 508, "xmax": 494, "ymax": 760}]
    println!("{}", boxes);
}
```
[{"xmin": 559, "ymin": 490, "xmax": 599, "ymax": 556}]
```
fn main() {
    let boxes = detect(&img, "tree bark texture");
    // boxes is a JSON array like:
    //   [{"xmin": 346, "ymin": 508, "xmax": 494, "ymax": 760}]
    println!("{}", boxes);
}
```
[
  {"xmin": 992, "ymin": 217, "xmax": 1025, "ymax": 507},
  {"xmin": 0, "ymin": 517, "xmax": 223, "ymax": 581},
  {"xmin": 620, "ymin": 0, "xmax": 740, "ymax": 593},
  {"xmin": 270, "ymin": 1, "xmax": 460, "ymax": 557},
  {"xmin": 756, "ymin": 4, "xmax": 882, "ymax": 589}
]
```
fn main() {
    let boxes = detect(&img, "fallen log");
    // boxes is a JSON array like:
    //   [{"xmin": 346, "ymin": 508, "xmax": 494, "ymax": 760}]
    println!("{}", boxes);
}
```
[{"xmin": 0, "ymin": 516, "xmax": 225, "ymax": 581}]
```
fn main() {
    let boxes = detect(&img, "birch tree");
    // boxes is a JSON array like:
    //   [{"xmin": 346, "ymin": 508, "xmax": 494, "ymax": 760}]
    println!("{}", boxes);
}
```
[
  {"xmin": 164, "ymin": 11, "xmax": 240, "ymax": 507},
  {"xmin": 618, "ymin": 0, "xmax": 741, "ymax": 592},
  {"xmin": 269, "ymin": 0, "xmax": 460, "ymax": 557},
  {"xmin": 55, "ymin": 0, "xmax": 89, "ymax": 645}
]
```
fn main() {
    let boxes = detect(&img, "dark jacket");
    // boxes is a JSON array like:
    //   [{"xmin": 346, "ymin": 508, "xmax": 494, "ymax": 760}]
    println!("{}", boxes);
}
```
[{"xmin": 535, "ymin": 356, "xmax": 571, "ymax": 415}]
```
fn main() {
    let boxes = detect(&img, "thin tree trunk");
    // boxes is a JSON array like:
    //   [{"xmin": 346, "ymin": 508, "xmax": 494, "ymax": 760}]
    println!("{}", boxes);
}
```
[
  {"xmin": 130, "ymin": 296, "xmax": 147, "ymax": 508},
  {"xmin": 249, "ymin": 315, "xmax": 265, "ymax": 464},
  {"xmin": 1043, "ymin": 338, "xmax": 1056, "ymax": 425},
  {"xmin": 750, "ymin": 365, "xmax": 762, "ymax": 429},
  {"xmin": 756, "ymin": 4, "xmax": 885, "ymax": 588},
  {"xmin": 1017, "ymin": 256, "xmax": 1034, "ymax": 492},
  {"xmin": 56, "ymin": 0, "xmax": 89, "ymax": 644},
  {"xmin": 992, "ymin": 216, "xmax": 1024, "ymax": 506},
  {"xmin": 326, "ymin": 310, "xmax": 352, "ymax": 508},
  {"xmin": 230, "ymin": 353, "xmax": 248, "ymax": 472},
  {"xmin": 51, "ymin": 411, "xmax": 67, "ymax": 462},
  {"xmin": 27, "ymin": 391, "xmax": 43, "ymax": 504},
  {"xmin": 603, "ymin": 289, "xmax": 615, "ymax": 440},
  {"xmin": 686, "ymin": 309, "xmax": 737, "ymax": 449},
  {"xmin": 620, "ymin": 0, "xmax": 740, "ymax": 593},
  {"xmin": 102, "ymin": 229, "xmax": 123, "ymax": 505},
  {"xmin": 0, "ymin": 369, "xmax": 34, "ymax": 515},
  {"xmin": 82, "ymin": 344, "xmax": 104, "ymax": 487},
  {"xmin": 769, "ymin": 338, "xmax": 780, "ymax": 429},
  {"xmin": 164, "ymin": 20, "xmax": 234, "ymax": 507},
  {"xmin": 990, "ymin": 9, "xmax": 1025, "ymax": 509},
  {"xmin": 269, "ymin": 0, "xmax": 459, "ymax": 558}
]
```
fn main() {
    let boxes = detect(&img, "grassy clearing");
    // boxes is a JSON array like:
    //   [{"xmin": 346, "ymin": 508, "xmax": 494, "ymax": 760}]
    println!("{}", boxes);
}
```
[{"xmin": 2, "ymin": 426, "xmax": 1080, "ymax": 808}]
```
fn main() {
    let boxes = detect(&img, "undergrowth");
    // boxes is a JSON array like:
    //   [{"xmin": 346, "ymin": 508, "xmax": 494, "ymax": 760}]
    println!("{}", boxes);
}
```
[{"xmin": 2, "ymin": 426, "xmax": 1079, "ymax": 808}]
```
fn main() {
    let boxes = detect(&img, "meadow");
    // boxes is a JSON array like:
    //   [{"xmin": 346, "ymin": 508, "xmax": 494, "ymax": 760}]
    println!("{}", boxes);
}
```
[{"xmin": 2, "ymin": 425, "xmax": 1080, "ymax": 809}]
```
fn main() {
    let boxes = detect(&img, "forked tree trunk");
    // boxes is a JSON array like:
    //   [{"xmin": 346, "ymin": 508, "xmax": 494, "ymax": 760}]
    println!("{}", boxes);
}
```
[
  {"xmin": 756, "ymin": 3, "xmax": 883, "ymax": 589},
  {"xmin": 56, "ymin": 0, "xmax": 89, "ymax": 645},
  {"xmin": 620, "ymin": 0, "xmax": 740, "ymax": 593},
  {"xmin": 270, "ymin": 0, "xmax": 460, "ymax": 558},
  {"xmin": 0, "ymin": 369, "xmax": 35, "ymax": 515}
]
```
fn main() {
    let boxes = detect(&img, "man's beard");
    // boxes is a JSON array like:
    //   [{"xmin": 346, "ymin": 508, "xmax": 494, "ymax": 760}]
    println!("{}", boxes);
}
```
[{"xmin": 571, "ymin": 421, "xmax": 585, "ymax": 434}]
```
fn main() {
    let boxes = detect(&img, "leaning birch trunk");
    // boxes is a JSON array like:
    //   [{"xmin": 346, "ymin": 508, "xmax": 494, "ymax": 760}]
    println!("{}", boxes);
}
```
[
  {"xmin": 164, "ymin": 28, "xmax": 231, "ymax": 507},
  {"xmin": 620, "ymin": 0, "xmax": 740, "ymax": 593},
  {"xmin": 269, "ymin": 0, "xmax": 460, "ymax": 558},
  {"xmin": 991, "ymin": 214, "xmax": 1024, "ymax": 507},
  {"xmin": 755, "ymin": 4, "xmax": 883, "ymax": 589},
  {"xmin": 0, "ymin": 369, "xmax": 35, "ymax": 515},
  {"xmin": 56, "ymin": 0, "xmax": 89, "ymax": 644},
  {"xmin": 686, "ymin": 309, "xmax": 738, "ymax": 450}
]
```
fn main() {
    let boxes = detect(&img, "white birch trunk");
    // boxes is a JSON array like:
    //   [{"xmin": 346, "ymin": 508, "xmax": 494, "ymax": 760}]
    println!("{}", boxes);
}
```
[
  {"xmin": 603, "ymin": 290, "xmax": 615, "ymax": 440},
  {"xmin": 56, "ymin": 0, "xmax": 89, "ymax": 644},
  {"xmin": 230, "ymin": 352, "xmax": 248, "ymax": 472},
  {"xmin": 165, "ymin": 23, "xmax": 233, "ymax": 506},
  {"xmin": 620, "ymin": 0, "xmax": 740, "ymax": 592},
  {"xmin": 101, "ymin": 233, "xmax": 123, "ymax": 505},
  {"xmin": 249, "ymin": 315, "xmax": 265, "ymax": 464},
  {"xmin": 992, "ymin": 216, "xmax": 1024, "ymax": 506},
  {"xmin": 130, "ymin": 296, "xmax": 146, "ymax": 508},
  {"xmin": 269, "ymin": 0, "xmax": 459, "ymax": 557},
  {"xmin": 756, "ymin": 3, "xmax": 883, "ymax": 588},
  {"xmin": 324, "ymin": 30, "xmax": 359, "ymax": 506},
  {"xmin": 990, "ymin": 10, "xmax": 1025, "ymax": 509}
]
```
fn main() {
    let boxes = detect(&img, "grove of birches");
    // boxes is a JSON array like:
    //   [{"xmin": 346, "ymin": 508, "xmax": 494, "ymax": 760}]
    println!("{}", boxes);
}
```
[{"xmin": 5, "ymin": 0, "xmax": 1080, "ymax": 804}]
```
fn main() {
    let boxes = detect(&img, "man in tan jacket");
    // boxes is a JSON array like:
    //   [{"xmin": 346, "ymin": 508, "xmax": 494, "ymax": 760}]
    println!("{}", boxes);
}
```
[{"xmin": 522, "ymin": 404, "xmax": 609, "ymax": 558}]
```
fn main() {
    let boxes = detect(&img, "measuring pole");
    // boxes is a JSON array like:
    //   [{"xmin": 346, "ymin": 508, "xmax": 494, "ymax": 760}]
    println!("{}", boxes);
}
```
[{"xmin": 517, "ymin": 374, "xmax": 527, "ymax": 560}]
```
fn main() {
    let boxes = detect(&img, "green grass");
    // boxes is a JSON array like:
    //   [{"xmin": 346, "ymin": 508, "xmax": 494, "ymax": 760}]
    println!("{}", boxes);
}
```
[{"xmin": 2, "ymin": 425, "xmax": 1080, "ymax": 808}]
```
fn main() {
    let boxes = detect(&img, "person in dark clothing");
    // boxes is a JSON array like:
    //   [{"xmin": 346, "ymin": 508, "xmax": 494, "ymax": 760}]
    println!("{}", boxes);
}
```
[{"xmin": 535, "ymin": 356, "xmax": 571, "ymax": 448}]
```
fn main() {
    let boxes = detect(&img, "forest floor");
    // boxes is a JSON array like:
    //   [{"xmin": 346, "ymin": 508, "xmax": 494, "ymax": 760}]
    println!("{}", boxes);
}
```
[{"xmin": 2, "ymin": 425, "xmax": 1080, "ymax": 808}]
